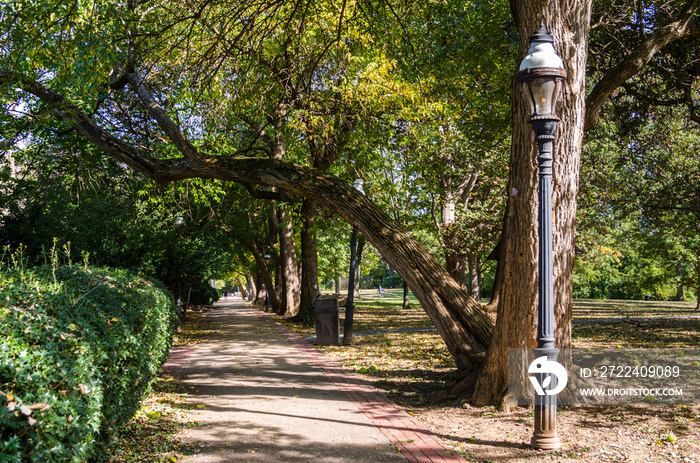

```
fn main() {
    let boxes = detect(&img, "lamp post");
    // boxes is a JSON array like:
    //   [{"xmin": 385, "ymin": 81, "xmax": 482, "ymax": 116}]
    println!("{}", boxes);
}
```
[
  {"xmin": 263, "ymin": 254, "xmax": 271, "ymax": 311},
  {"xmin": 342, "ymin": 179, "xmax": 365, "ymax": 346},
  {"xmin": 517, "ymin": 25, "xmax": 566, "ymax": 450}
]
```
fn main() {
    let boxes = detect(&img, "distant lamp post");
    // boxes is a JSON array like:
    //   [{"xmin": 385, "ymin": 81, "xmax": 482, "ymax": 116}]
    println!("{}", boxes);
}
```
[
  {"xmin": 342, "ymin": 179, "xmax": 364, "ymax": 346},
  {"xmin": 263, "ymin": 254, "xmax": 271, "ymax": 311},
  {"xmin": 517, "ymin": 25, "xmax": 566, "ymax": 450}
]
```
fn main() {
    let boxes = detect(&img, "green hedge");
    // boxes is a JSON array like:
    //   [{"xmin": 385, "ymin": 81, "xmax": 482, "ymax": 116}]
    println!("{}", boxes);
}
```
[
  {"xmin": 187, "ymin": 282, "xmax": 219, "ymax": 306},
  {"xmin": 0, "ymin": 266, "xmax": 177, "ymax": 462}
]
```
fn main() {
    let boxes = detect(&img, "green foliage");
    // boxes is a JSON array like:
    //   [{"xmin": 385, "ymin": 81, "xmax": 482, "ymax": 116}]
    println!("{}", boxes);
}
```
[
  {"xmin": 187, "ymin": 282, "xmax": 220, "ymax": 306},
  {"xmin": 0, "ymin": 265, "xmax": 177, "ymax": 461},
  {"xmin": 0, "ymin": 306, "xmax": 102, "ymax": 463},
  {"xmin": 0, "ymin": 142, "xmax": 232, "ymax": 295},
  {"xmin": 578, "ymin": 105, "xmax": 700, "ymax": 301}
]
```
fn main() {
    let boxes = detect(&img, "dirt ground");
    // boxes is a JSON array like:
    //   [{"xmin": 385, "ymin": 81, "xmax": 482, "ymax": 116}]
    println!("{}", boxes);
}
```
[{"xmin": 413, "ymin": 403, "xmax": 699, "ymax": 462}]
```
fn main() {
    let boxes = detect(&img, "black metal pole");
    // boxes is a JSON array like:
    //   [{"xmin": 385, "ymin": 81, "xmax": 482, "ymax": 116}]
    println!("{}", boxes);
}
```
[
  {"xmin": 530, "ymin": 118, "xmax": 561, "ymax": 450},
  {"xmin": 342, "ymin": 226, "xmax": 359, "ymax": 345}
]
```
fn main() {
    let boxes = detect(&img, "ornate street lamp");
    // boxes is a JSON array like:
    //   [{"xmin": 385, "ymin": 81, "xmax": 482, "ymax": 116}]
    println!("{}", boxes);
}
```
[
  {"xmin": 517, "ymin": 25, "xmax": 566, "ymax": 450},
  {"xmin": 263, "ymin": 254, "xmax": 271, "ymax": 311},
  {"xmin": 342, "ymin": 179, "xmax": 365, "ymax": 346}
]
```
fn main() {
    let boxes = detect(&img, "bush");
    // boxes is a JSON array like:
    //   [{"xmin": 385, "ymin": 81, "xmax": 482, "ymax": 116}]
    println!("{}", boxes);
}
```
[
  {"xmin": 0, "ymin": 265, "xmax": 177, "ymax": 462},
  {"xmin": 0, "ymin": 307, "xmax": 102, "ymax": 463},
  {"xmin": 187, "ymin": 282, "xmax": 219, "ymax": 306}
]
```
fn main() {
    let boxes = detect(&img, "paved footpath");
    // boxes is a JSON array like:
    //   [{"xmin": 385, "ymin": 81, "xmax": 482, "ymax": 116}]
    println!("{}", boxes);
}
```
[{"xmin": 162, "ymin": 300, "xmax": 466, "ymax": 463}]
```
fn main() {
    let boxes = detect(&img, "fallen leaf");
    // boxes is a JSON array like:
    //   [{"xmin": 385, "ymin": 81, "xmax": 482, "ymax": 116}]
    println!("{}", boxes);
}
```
[{"xmin": 28, "ymin": 403, "xmax": 51, "ymax": 411}]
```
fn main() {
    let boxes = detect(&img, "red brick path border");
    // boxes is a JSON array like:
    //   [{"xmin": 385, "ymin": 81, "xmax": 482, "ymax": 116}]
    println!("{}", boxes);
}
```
[
  {"xmin": 161, "ymin": 304, "xmax": 468, "ymax": 463},
  {"xmin": 161, "ymin": 343, "xmax": 196, "ymax": 378}
]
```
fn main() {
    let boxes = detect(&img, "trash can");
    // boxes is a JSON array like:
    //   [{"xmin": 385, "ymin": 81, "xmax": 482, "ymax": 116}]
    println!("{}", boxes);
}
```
[{"xmin": 315, "ymin": 297, "xmax": 339, "ymax": 346}]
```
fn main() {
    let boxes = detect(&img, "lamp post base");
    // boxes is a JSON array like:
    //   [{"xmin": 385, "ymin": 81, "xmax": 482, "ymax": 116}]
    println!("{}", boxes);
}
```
[
  {"xmin": 532, "ymin": 394, "xmax": 560, "ymax": 449},
  {"xmin": 531, "ymin": 432, "xmax": 561, "ymax": 450},
  {"xmin": 531, "ymin": 347, "xmax": 561, "ymax": 449}
]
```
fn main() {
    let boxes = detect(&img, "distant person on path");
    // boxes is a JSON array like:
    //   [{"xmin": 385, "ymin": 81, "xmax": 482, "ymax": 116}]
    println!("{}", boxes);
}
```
[
  {"xmin": 224, "ymin": 291, "xmax": 228, "ymax": 299},
  {"xmin": 378, "ymin": 286, "xmax": 383, "ymax": 294}
]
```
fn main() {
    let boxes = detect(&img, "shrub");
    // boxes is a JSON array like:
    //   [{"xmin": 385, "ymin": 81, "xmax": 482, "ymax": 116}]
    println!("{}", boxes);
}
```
[
  {"xmin": 187, "ymin": 282, "xmax": 219, "ymax": 306},
  {"xmin": 0, "ymin": 307, "xmax": 102, "ymax": 463},
  {"xmin": 0, "ymin": 265, "xmax": 177, "ymax": 462}
]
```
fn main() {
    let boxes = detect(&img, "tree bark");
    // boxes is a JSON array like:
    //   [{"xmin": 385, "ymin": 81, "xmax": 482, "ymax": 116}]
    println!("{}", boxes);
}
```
[
  {"xmin": 403, "ymin": 281, "xmax": 411, "ymax": 309},
  {"xmin": 354, "ymin": 235, "xmax": 365, "ymax": 298},
  {"xmin": 446, "ymin": 254, "xmax": 468, "ymax": 291},
  {"xmin": 472, "ymin": 0, "xmax": 592, "ymax": 405},
  {"xmin": 247, "ymin": 274, "xmax": 257, "ymax": 301},
  {"xmin": 247, "ymin": 243, "xmax": 280, "ymax": 311},
  {"xmin": 299, "ymin": 198, "xmax": 319, "ymax": 323},
  {"xmin": 254, "ymin": 274, "xmax": 266, "ymax": 303},
  {"xmin": 675, "ymin": 260, "xmax": 685, "ymax": 301},
  {"xmin": 696, "ymin": 248, "xmax": 700, "ymax": 311},
  {"xmin": 236, "ymin": 277, "xmax": 248, "ymax": 299},
  {"xmin": 276, "ymin": 203, "xmax": 301, "ymax": 316},
  {"xmin": 468, "ymin": 253, "xmax": 480, "ymax": 301}
]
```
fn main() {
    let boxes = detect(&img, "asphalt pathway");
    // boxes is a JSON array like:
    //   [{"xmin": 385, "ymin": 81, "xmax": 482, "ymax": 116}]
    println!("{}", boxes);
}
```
[{"xmin": 162, "ymin": 300, "xmax": 466, "ymax": 463}]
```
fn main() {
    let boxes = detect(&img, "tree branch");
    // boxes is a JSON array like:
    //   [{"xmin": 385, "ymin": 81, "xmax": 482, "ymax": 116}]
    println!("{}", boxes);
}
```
[
  {"xmin": 584, "ymin": 0, "xmax": 700, "ymax": 132},
  {"xmin": 126, "ymin": 72, "xmax": 200, "ymax": 159},
  {"xmin": 0, "ymin": 70, "xmax": 172, "ymax": 179}
]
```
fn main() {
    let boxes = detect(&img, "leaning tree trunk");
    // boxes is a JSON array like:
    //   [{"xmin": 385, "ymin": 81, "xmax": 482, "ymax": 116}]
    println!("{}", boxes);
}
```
[
  {"xmin": 8, "ymin": 71, "xmax": 495, "ymax": 373},
  {"xmin": 471, "ymin": 0, "xmax": 592, "ymax": 405},
  {"xmin": 299, "ymin": 198, "xmax": 319, "ymax": 323}
]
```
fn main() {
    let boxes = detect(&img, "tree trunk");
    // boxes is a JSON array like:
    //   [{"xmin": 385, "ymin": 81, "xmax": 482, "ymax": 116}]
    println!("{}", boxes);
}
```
[
  {"xmin": 485, "ymin": 243, "xmax": 502, "ymax": 313},
  {"xmin": 276, "ymin": 203, "xmax": 301, "ymax": 316},
  {"xmin": 676, "ymin": 260, "xmax": 685, "ymax": 301},
  {"xmin": 247, "ymin": 243, "xmax": 280, "ymax": 311},
  {"xmin": 237, "ymin": 277, "xmax": 248, "ymax": 299},
  {"xmin": 354, "ymin": 235, "xmax": 365, "ymax": 298},
  {"xmin": 468, "ymin": 253, "xmax": 480, "ymax": 301},
  {"xmin": 442, "ymin": 198, "xmax": 469, "ymax": 291},
  {"xmin": 255, "ymin": 274, "xmax": 266, "ymax": 303},
  {"xmin": 472, "ymin": 0, "xmax": 592, "ymax": 405},
  {"xmin": 403, "ymin": 281, "xmax": 410, "ymax": 309},
  {"xmin": 247, "ymin": 274, "xmax": 257, "ymax": 302},
  {"xmin": 299, "ymin": 198, "xmax": 319, "ymax": 323},
  {"xmin": 446, "ymin": 253, "xmax": 468, "ymax": 291},
  {"xmin": 696, "ymin": 248, "xmax": 700, "ymax": 311}
]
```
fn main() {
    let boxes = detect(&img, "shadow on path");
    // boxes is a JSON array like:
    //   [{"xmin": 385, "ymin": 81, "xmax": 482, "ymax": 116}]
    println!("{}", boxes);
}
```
[{"xmin": 165, "ymin": 300, "xmax": 466, "ymax": 463}]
